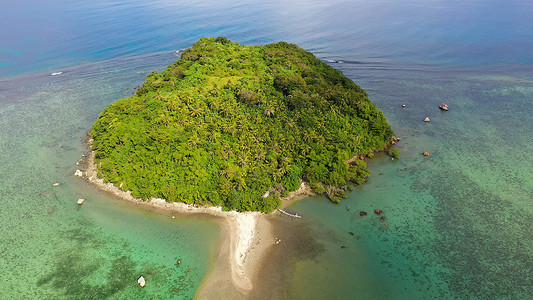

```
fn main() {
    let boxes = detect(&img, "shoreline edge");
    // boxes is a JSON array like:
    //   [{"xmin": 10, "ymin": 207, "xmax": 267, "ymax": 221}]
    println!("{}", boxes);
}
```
[{"xmin": 79, "ymin": 149, "xmax": 313, "ymax": 294}]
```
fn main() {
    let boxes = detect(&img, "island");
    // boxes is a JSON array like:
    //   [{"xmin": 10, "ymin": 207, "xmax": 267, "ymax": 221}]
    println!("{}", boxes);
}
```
[{"xmin": 83, "ymin": 37, "xmax": 395, "ymax": 295}]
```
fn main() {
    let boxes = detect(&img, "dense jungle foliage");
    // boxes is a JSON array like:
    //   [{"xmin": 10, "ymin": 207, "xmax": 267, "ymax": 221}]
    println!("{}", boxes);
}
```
[{"xmin": 91, "ymin": 37, "xmax": 394, "ymax": 212}]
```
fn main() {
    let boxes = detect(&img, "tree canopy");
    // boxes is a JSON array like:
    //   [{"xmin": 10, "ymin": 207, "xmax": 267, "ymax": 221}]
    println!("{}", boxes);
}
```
[{"xmin": 91, "ymin": 37, "xmax": 394, "ymax": 212}]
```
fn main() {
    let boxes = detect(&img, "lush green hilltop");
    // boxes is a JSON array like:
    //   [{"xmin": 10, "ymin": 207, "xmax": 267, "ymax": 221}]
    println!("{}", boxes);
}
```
[{"xmin": 91, "ymin": 37, "xmax": 394, "ymax": 212}]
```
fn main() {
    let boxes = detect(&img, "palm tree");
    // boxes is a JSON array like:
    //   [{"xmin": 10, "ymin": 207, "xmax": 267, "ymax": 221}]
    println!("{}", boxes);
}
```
[
  {"xmin": 264, "ymin": 107, "xmax": 274, "ymax": 117},
  {"xmin": 190, "ymin": 107, "xmax": 204, "ymax": 117},
  {"xmin": 207, "ymin": 131, "xmax": 221, "ymax": 142}
]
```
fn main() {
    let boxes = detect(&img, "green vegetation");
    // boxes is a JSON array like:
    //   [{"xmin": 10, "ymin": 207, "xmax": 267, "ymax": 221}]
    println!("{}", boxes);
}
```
[
  {"xmin": 388, "ymin": 148, "xmax": 401, "ymax": 158},
  {"xmin": 91, "ymin": 37, "xmax": 394, "ymax": 212}
]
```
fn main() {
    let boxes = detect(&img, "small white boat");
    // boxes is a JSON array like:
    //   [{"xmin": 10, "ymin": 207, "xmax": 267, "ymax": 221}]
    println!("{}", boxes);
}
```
[
  {"xmin": 278, "ymin": 209, "xmax": 302, "ymax": 219},
  {"xmin": 50, "ymin": 72, "xmax": 63, "ymax": 76}
]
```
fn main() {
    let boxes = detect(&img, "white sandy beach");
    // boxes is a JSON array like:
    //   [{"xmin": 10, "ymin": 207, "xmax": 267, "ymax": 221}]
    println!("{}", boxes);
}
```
[
  {"xmin": 82, "ymin": 150, "xmax": 267, "ymax": 293},
  {"xmin": 81, "ymin": 147, "xmax": 314, "ymax": 295}
]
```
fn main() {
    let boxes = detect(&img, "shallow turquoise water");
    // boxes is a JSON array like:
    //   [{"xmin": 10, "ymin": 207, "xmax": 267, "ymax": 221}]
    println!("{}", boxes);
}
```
[
  {"xmin": 0, "ymin": 54, "xmax": 220, "ymax": 299},
  {"xmin": 2, "ymin": 0, "xmax": 533, "ymax": 299},
  {"xmin": 287, "ymin": 65, "xmax": 533, "ymax": 299}
]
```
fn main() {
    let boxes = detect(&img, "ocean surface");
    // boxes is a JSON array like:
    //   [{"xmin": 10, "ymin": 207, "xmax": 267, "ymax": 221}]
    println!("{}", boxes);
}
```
[{"xmin": 1, "ymin": 0, "xmax": 533, "ymax": 299}]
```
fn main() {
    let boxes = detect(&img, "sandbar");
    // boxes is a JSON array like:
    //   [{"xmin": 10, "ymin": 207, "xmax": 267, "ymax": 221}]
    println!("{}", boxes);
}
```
[{"xmin": 80, "ymin": 150, "xmax": 310, "ymax": 295}]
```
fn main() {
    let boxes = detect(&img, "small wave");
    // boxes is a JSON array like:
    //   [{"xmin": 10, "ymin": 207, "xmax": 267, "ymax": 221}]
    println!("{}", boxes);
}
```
[{"xmin": 324, "ymin": 59, "xmax": 345, "ymax": 64}]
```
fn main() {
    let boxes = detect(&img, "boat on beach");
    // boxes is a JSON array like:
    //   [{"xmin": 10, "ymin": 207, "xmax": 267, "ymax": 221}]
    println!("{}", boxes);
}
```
[{"xmin": 278, "ymin": 208, "xmax": 302, "ymax": 219}]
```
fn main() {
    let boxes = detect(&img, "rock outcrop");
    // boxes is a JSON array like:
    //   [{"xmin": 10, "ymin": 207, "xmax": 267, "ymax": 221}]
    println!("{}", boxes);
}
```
[{"xmin": 138, "ymin": 276, "xmax": 146, "ymax": 288}]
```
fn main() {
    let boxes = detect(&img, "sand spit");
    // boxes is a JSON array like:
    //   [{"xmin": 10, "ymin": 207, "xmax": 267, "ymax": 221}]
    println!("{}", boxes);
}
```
[
  {"xmin": 82, "ymin": 151, "xmax": 262, "ymax": 293},
  {"xmin": 81, "ymin": 149, "xmax": 313, "ymax": 295}
]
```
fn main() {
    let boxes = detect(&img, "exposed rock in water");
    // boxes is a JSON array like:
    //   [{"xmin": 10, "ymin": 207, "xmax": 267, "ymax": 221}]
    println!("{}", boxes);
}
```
[
  {"xmin": 77, "ymin": 198, "xmax": 85, "ymax": 205},
  {"xmin": 423, "ymin": 152, "xmax": 430, "ymax": 156},
  {"xmin": 138, "ymin": 276, "xmax": 146, "ymax": 288},
  {"xmin": 74, "ymin": 169, "xmax": 83, "ymax": 177},
  {"xmin": 439, "ymin": 103, "xmax": 449, "ymax": 111},
  {"xmin": 424, "ymin": 117, "xmax": 430, "ymax": 122}
]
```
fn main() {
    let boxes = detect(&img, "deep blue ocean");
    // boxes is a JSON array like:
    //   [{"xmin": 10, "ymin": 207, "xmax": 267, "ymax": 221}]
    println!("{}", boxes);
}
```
[{"xmin": 1, "ymin": 0, "xmax": 533, "ymax": 299}]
